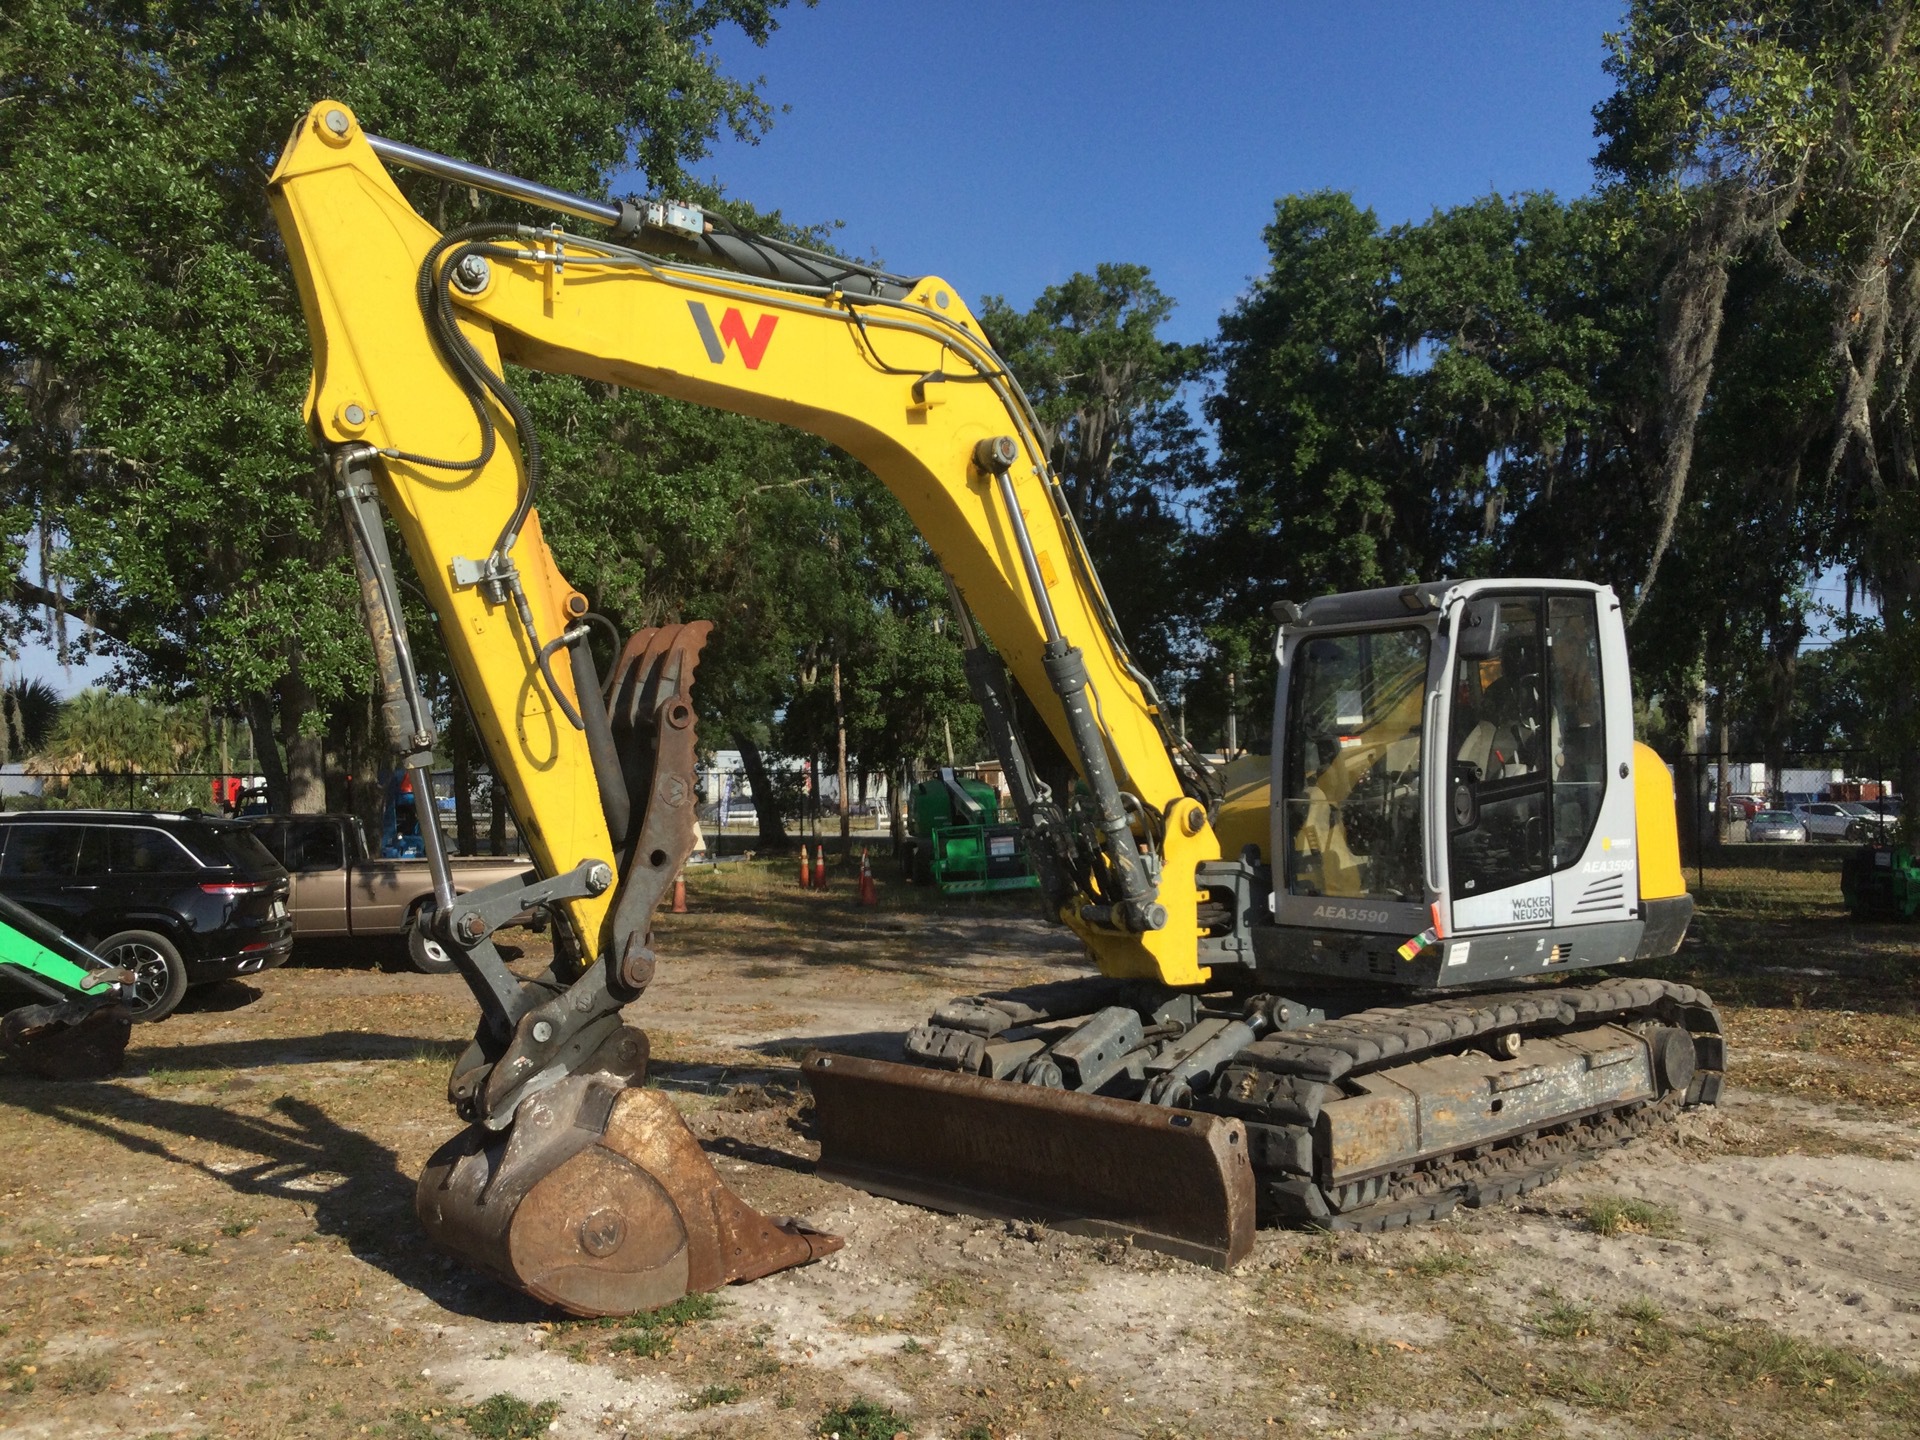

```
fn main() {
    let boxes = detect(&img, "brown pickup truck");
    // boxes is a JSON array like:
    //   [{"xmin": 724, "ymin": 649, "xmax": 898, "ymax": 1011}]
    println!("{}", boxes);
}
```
[{"xmin": 244, "ymin": 815, "xmax": 534, "ymax": 972}]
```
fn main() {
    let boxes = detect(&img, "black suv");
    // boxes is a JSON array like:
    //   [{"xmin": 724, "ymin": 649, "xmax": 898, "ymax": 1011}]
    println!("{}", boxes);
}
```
[{"xmin": 0, "ymin": 811, "xmax": 291, "ymax": 1021}]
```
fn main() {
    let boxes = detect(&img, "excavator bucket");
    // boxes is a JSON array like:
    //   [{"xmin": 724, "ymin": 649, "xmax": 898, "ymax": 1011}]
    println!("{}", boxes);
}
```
[
  {"xmin": 418, "ymin": 1037, "xmax": 842, "ymax": 1316},
  {"xmin": 804, "ymin": 1051, "xmax": 1255, "ymax": 1269}
]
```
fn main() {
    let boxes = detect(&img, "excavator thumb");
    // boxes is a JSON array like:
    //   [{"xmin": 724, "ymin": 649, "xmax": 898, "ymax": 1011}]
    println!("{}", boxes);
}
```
[
  {"xmin": 805, "ymin": 1052, "xmax": 1255, "ymax": 1268},
  {"xmin": 420, "ymin": 1036, "xmax": 841, "ymax": 1315}
]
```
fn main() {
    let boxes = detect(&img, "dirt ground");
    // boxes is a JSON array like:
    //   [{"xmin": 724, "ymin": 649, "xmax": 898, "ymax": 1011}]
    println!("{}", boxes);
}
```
[{"xmin": 2, "ymin": 853, "xmax": 1918, "ymax": 1439}]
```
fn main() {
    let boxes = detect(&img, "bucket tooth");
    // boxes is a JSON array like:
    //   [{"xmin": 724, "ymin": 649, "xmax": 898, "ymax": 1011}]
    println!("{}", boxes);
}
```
[
  {"xmin": 804, "ymin": 1050, "xmax": 1254, "ymax": 1269},
  {"xmin": 418, "ymin": 1075, "xmax": 840, "ymax": 1316}
]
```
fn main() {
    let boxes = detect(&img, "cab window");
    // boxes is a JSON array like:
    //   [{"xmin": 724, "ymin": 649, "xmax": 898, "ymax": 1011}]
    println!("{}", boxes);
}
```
[{"xmin": 1283, "ymin": 626, "xmax": 1430, "ymax": 903}]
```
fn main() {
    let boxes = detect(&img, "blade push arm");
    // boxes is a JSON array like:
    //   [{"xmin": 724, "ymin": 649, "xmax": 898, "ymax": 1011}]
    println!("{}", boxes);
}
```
[{"xmin": 268, "ymin": 101, "xmax": 1220, "ymax": 989}]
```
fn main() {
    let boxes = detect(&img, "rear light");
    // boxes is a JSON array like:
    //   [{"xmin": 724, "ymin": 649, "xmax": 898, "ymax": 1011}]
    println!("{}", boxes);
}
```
[
  {"xmin": 201, "ymin": 881, "xmax": 268, "ymax": 896},
  {"xmin": 240, "ymin": 940, "xmax": 269, "ymax": 952}
]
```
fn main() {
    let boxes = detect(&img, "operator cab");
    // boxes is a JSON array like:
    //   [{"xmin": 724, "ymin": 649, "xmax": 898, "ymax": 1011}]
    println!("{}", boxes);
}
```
[{"xmin": 1253, "ymin": 579, "xmax": 1686, "ymax": 988}]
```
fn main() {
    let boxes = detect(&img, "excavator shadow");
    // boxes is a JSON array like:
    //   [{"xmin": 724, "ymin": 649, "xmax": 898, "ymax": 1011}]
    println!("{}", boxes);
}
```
[
  {"xmin": 0, "ymin": 1077, "xmax": 550, "ymax": 1323},
  {"xmin": 119, "ymin": 1030, "xmax": 467, "ymax": 1071}
]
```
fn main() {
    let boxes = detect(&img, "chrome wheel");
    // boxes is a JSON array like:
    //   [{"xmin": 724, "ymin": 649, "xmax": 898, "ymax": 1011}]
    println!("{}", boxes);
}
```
[{"xmin": 96, "ymin": 930, "xmax": 188, "ymax": 1022}]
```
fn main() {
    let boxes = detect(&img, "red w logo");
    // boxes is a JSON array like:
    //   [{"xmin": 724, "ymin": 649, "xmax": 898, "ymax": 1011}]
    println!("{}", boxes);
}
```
[{"xmin": 688, "ymin": 302, "xmax": 777, "ymax": 369}]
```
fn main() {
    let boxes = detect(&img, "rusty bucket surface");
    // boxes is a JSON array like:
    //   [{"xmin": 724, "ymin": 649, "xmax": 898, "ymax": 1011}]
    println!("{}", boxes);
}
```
[
  {"xmin": 418, "ymin": 1075, "xmax": 841, "ymax": 1316},
  {"xmin": 804, "ymin": 1051, "xmax": 1254, "ymax": 1269}
]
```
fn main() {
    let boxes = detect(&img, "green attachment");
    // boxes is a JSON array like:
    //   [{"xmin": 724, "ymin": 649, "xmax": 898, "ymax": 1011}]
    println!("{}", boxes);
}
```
[
  {"xmin": 907, "ymin": 770, "xmax": 1039, "ymax": 895},
  {"xmin": 1841, "ymin": 842, "xmax": 1920, "ymax": 920},
  {"xmin": 0, "ymin": 891, "xmax": 113, "ymax": 998}
]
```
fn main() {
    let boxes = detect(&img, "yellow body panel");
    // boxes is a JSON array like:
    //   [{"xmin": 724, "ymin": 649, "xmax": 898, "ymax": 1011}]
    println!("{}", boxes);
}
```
[
  {"xmin": 1633, "ymin": 741, "xmax": 1687, "ymax": 901},
  {"xmin": 1210, "ymin": 753, "xmax": 1272, "ymax": 864},
  {"xmin": 268, "ymin": 103, "xmax": 1209, "ymax": 983}
]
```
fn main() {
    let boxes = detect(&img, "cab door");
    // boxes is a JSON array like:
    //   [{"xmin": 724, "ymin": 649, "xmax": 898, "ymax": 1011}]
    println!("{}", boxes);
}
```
[
  {"xmin": 1546, "ymin": 592, "xmax": 1639, "ymax": 928},
  {"xmin": 1443, "ymin": 594, "xmax": 1554, "ymax": 932}
]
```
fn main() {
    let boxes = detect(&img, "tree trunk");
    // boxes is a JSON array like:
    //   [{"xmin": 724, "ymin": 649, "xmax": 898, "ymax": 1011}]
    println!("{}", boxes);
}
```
[
  {"xmin": 488, "ymin": 777, "xmax": 509, "ymax": 855},
  {"xmin": 833, "ymin": 657, "xmax": 850, "ymax": 857},
  {"xmin": 733, "ymin": 730, "xmax": 788, "ymax": 849},
  {"xmin": 451, "ymin": 707, "xmax": 478, "ymax": 856},
  {"xmin": 245, "ymin": 690, "xmax": 291, "ymax": 814},
  {"xmin": 1715, "ymin": 694, "xmax": 1731, "ymax": 847},
  {"xmin": 890, "ymin": 759, "xmax": 909, "ymax": 853}
]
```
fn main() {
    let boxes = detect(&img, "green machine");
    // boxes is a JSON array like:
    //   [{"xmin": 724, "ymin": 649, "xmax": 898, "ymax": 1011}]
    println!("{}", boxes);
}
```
[
  {"xmin": 0, "ymin": 892, "xmax": 134, "ymax": 1079},
  {"xmin": 900, "ymin": 768, "xmax": 1039, "ymax": 895},
  {"xmin": 1842, "ymin": 841, "xmax": 1920, "ymax": 920}
]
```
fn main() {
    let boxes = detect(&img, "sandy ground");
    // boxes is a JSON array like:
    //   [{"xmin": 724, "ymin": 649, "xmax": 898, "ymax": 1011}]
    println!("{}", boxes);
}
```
[{"xmin": 1, "ymin": 861, "xmax": 1917, "ymax": 1439}]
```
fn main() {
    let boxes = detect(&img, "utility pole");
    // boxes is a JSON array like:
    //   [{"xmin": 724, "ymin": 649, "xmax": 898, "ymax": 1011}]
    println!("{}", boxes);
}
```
[{"xmin": 1225, "ymin": 671, "xmax": 1238, "ymax": 757}]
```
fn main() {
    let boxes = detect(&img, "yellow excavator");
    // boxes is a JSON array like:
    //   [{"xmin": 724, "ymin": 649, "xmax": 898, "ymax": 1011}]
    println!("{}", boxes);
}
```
[{"xmin": 265, "ymin": 102, "xmax": 1721, "ymax": 1314}]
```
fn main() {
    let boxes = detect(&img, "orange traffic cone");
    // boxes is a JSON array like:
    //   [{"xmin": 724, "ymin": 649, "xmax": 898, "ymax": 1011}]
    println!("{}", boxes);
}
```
[
  {"xmin": 671, "ymin": 873, "xmax": 688, "ymax": 914},
  {"xmin": 858, "ymin": 848, "xmax": 878, "ymax": 907},
  {"xmin": 798, "ymin": 846, "xmax": 812, "ymax": 889},
  {"xmin": 814, "ymin": 843, "xmax": 829, "ymax": 890}
]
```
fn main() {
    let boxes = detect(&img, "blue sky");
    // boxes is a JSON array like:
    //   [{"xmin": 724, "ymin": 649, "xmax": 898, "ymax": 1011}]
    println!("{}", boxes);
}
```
[
  {"xmin": 18, "ymin": 1, "xmax": 1628, "ymax": 695},
  {"xmin": 692, "ymin": 1, "xmax": 1625, "ymax": 342}
]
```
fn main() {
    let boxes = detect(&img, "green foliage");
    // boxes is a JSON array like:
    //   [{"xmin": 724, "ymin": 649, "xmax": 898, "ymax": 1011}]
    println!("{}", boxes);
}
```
[
  {"xmin": 601, "ymin": 1289, "xmax": 720, "ymax": 1358},
  {"xmin": 817, "ymin": 1397, "xmax": 910, "ymax": 1440},
  {"xmin": 0, "ymin": 0, "xmax": 790, "ymax": 796},
  {"xmin": 25, "ymin": 688, "xmax": 211, "ymax": 808},
  {"xmin": 687, "ymin": 1383, "xmax": 743, "ymax": 1409},
  {"xmin": 979, "ymin": 265, "xmax": 1209, "ymax": 683},
  {"xmin": 458, "ymin": 1394, "xmax": 559, "ymax": 1440},
  {"xmin": 0, "ymin": 678, "xmax": 59, "ymax": 764}
]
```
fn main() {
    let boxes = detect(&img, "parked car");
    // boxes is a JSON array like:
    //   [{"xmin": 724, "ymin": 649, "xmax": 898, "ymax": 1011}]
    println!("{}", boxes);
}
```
[
  {"xmin": 242, "ymin": 814, "xmax": 534, "ymax": 973},
  {"xmin": 1724, "ymin": 795, "xmax": 1763, "ymax": 821},
  {"xmin": 1748, "ymin": 809, "xmax": 1809, "ymax": 843},
  {"xmin": 1840, "ymin": 801, "xmax": 1900, "ymax": 840},
  {"xmin": 0, "ymin": 810, "xmax": 291, "ymax": 1021},
  {"xmin": 1795, "ymin": 801, "xmax": 1885, "ymax": 841}
]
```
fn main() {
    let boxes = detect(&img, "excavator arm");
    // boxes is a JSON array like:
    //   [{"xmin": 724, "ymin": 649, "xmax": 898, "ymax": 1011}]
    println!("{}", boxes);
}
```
[
  {"xmin": 270, "ymin": 103, "xmax": 1221, "ymax": 987},
  {"xmin": 267, "ymin": 102, "xmax": 1251, "ymax": 1308}
]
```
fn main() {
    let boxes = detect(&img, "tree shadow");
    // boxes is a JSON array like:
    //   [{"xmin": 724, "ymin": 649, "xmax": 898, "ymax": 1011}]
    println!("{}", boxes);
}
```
[{"xmin": 0, "ymin": 1078, "xmax": 543, "ymax": 1322}]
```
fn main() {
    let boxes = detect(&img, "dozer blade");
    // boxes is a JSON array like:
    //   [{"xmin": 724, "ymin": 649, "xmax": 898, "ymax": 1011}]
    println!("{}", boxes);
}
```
[
  {"xmin": 0, "ymin": 1000, "xmax": 132, "ymax": 1080},
  {"xmin": 418, "ymin": 1071, "xmax": 842, "ymax": 1316},
  {"xmin": 804, "ymin": 1051, "xmax": 1255, "ymax": 1269}
]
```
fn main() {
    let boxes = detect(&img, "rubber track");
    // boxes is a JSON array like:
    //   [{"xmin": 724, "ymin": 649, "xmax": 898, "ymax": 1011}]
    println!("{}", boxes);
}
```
[
  {"xmin": 899, "ymin": 977, "xmax": 1724, "ymax": 1234},
  {"xmin": 1200, "ymin": 978, "xmax": 1724, "ymax": 1228}
]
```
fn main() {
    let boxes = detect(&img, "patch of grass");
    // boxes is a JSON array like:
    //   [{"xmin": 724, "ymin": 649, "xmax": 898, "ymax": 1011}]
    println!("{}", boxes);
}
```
[
  {"xmin": 688, "ymin": 1383, "xmax": 743, "ymax": 1410},
  {"xmin": 459, "ymin": 1394, "xmax": 559, "ymax": 1439},
  {"xmin": 600, "ymin": 1290, "xmax": 721, "ymax": 1360},
  {"xmin": 818, "ymin": 1398, "xmax": 909, "ymax": 1440},
  {"xmin": 1583, "ymin": 1195, "xmax": 1678, "ymax": 1238},
  {"xmin": 1613, "ymin": 1297, "xmax": 1673, "ymax": 1358},
  {"xmin": 1532, "ymin": 1298, "xmax": 1596, "ymax": 1341},
  {"xmin": 218, "ymin": 1213, "xmax": 258, "ymax": 1239},
  {"xmin": 49, "ymin": 1357, "xmax": 112, "ymax": 1395},
  {"xmin": 304, "ymin": 1328, "xmax": 334, "ymax": 1342},
  {"xmin": 1537, "ymin": 1364, "xmax": 1636, "ymax": 1411},
  {"xmin": 1694, "ymin": 1321, "xmax": 1909, "ymax": 1411},
  {"xmin": 2, "ymin": 1358, "xmax": 37, "ymax": 1395},
  {"xmin": 172, "ymin": 1239, "xmax": 212, "ymax": 1257},
  {"xmin": 900, "ymin": 1336, "xmax": 927, "ymax": 1354},
  {"xmin": 1404, "ymin": 1250, "xmax": 1478, "ymax": 1279}
]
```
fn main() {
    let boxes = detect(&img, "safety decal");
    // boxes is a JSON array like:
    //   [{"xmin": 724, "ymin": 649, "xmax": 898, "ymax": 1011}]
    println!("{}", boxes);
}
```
[{"xmin": 688, "ymin": 301, "xmax": 778, "ymax": 369}]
